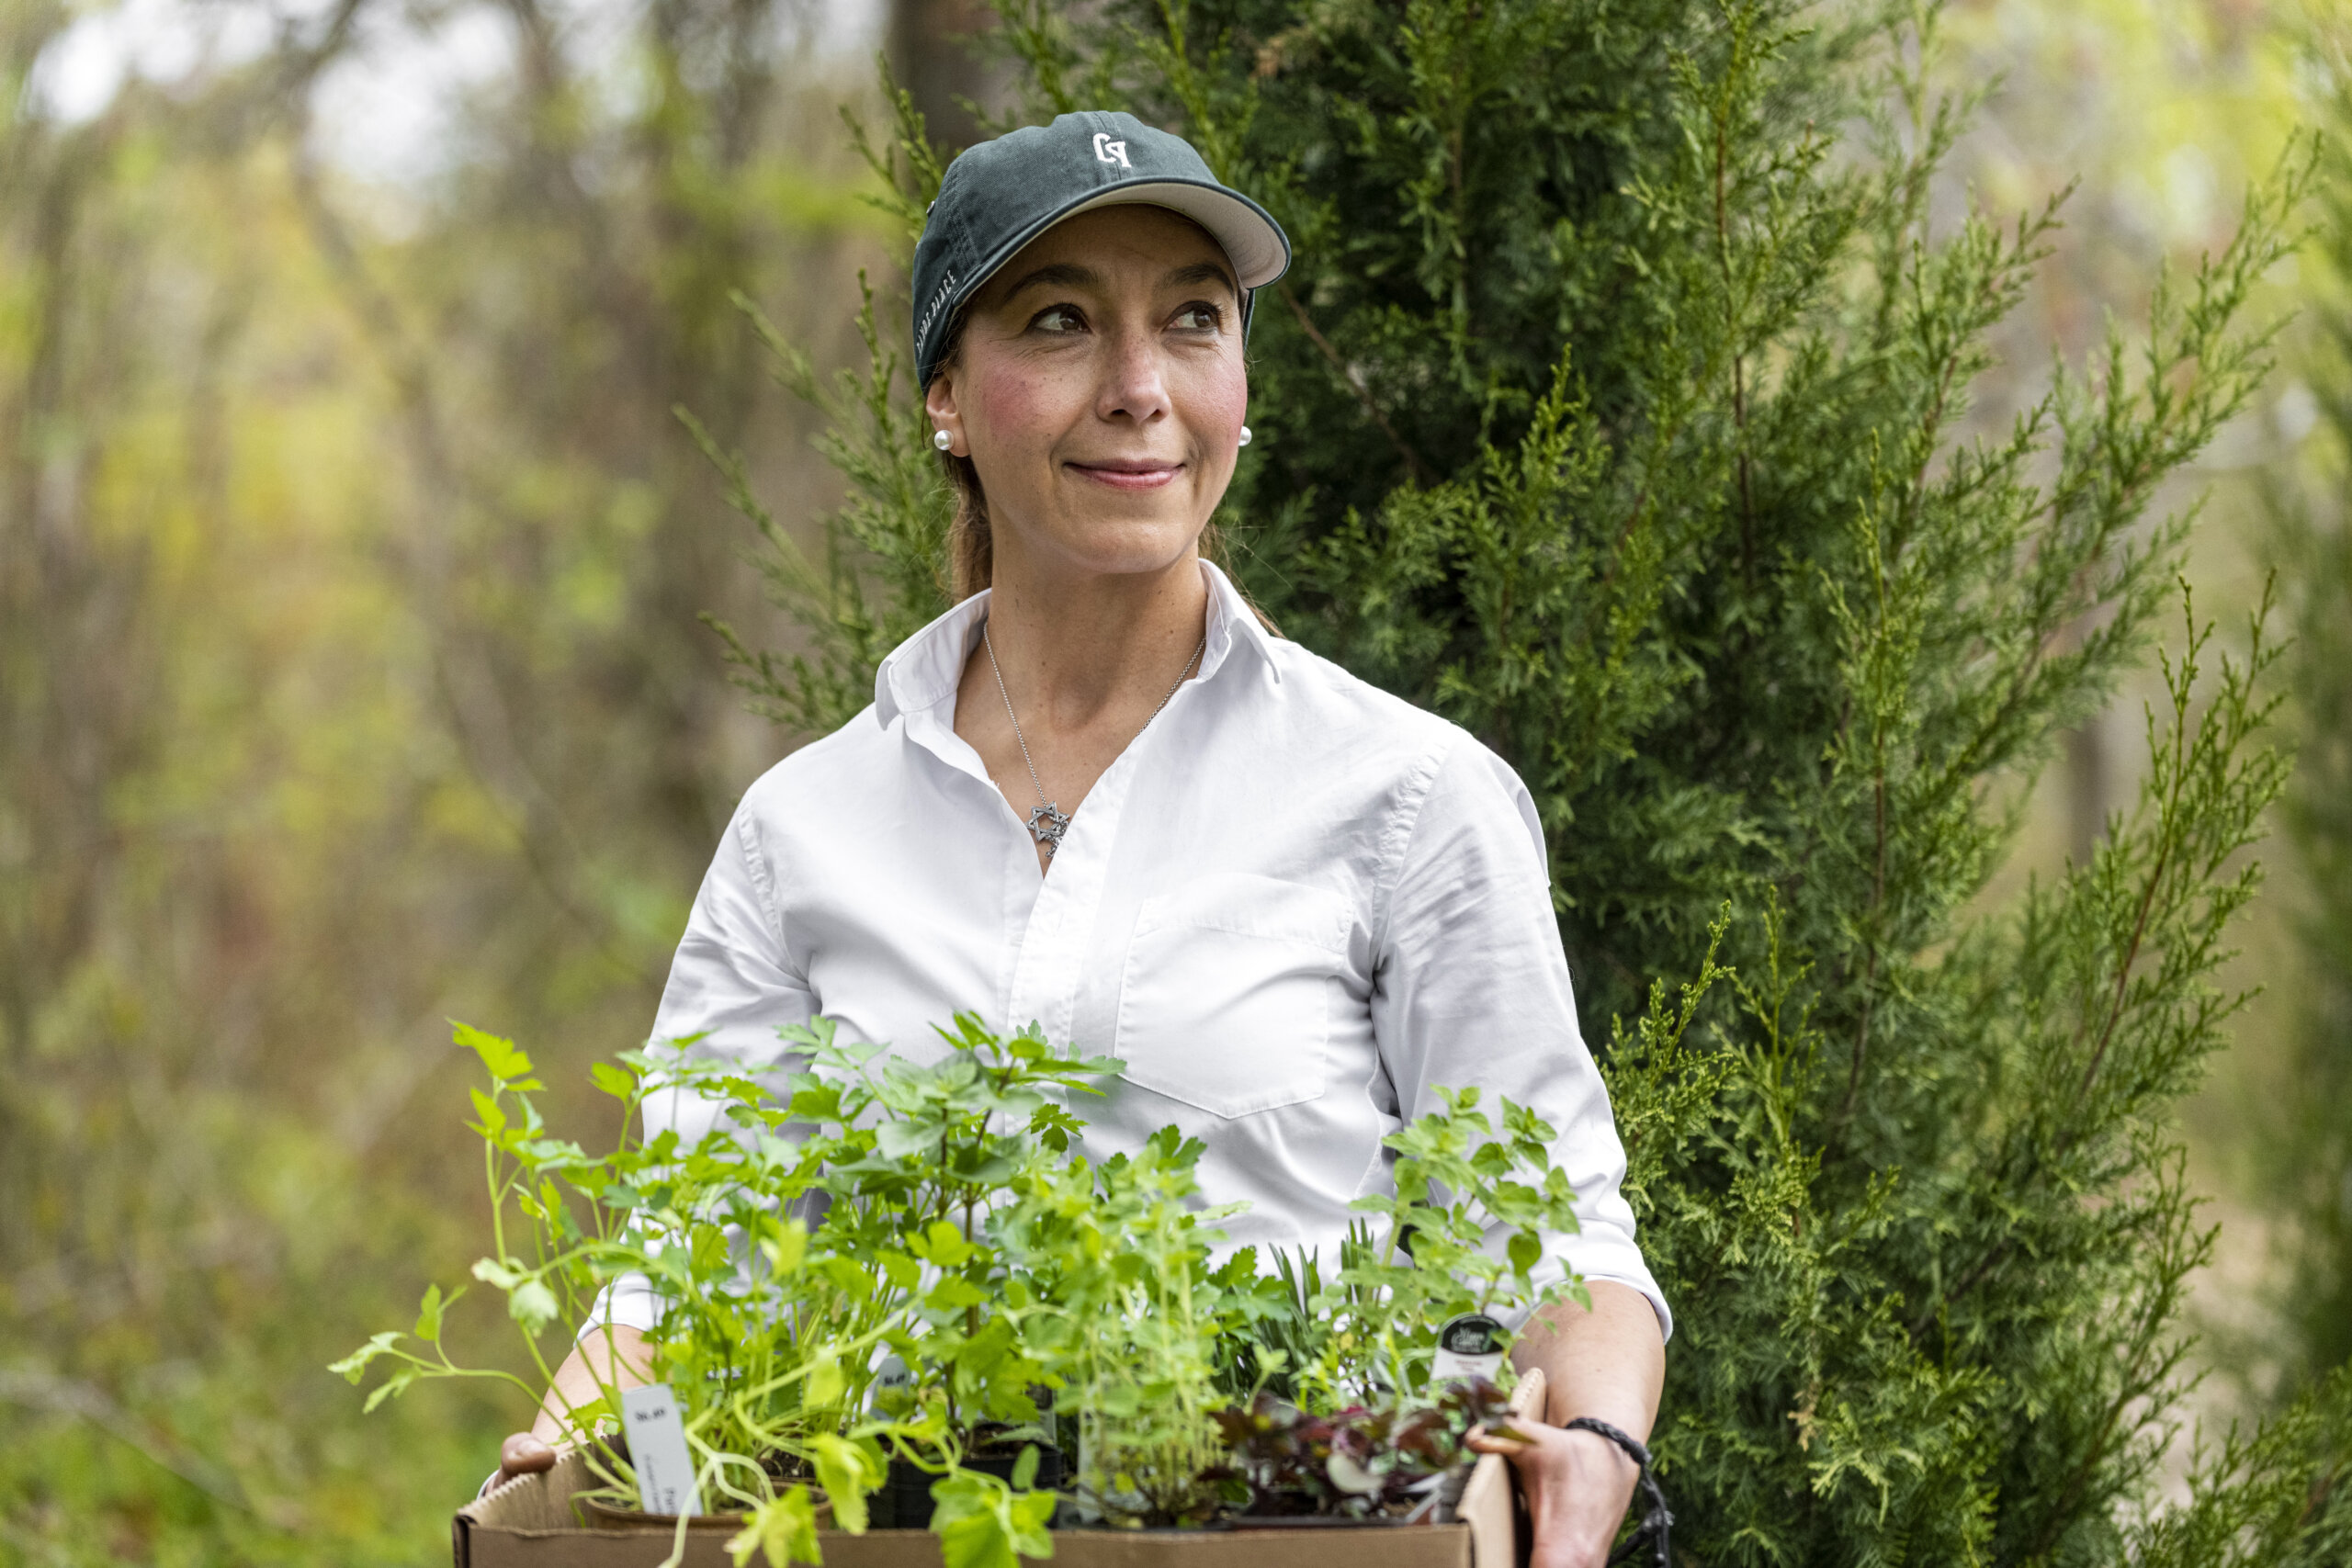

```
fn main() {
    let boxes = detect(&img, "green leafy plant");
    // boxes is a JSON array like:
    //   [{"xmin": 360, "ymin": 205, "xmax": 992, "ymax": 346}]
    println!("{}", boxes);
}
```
[
  {"xmin": 330, "ymin": 1025, "xmax": 893, "ymax": 1562},
  {"xmin": 343, "ymin": 1009, "xmax": 1618, "ymax": 1551},
  {"xmin": 1297, "ymin": 1088, "xmax": 1594, "ymax": 1410},
  {"xmin": 334, "ymin": 1016, "xmax": 1120, "ymax": 1566},
  {"xmin": 992, "ymin": 1126, "xmax": 1242, "ymax": 1527},
  {"xmin": 755, "ymin": 1013, "xmax": 1117, "ymax": 1446}
]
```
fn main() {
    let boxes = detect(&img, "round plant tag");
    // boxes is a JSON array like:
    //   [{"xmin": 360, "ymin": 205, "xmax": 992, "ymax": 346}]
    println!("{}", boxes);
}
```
[{"xmin": 1431, "ymin": 1312, "xmax": 1508, "ymax": 1382}]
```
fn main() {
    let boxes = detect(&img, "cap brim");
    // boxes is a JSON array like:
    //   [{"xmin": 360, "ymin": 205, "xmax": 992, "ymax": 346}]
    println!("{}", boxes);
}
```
[
  {"xmin": 1053, "ymin": 180, "xmax": 1291, "ymax": 289},
  {"xmin": 920, "ymin": 175, "xmax": 1292, "ymax": 388}
]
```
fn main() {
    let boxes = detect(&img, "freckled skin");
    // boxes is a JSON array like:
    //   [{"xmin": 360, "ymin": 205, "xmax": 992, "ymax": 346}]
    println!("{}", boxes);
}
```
[{"xmin": 929, "ymin": 205, "xmax": 1250, "ymax": 588}]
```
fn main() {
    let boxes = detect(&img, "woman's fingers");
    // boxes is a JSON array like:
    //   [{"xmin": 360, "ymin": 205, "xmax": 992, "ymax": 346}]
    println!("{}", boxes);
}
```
[
  {"xmin": 1464, "ymin": 1420, "xmax": 1533, "ymax": 1456},
  {"xmin": 476, "ymin": 1432, "xmax": 556, "ymax": 1501},
  {"xmin": 497, "ymin": 1432, "xmax": 558, "ymax": 1484}
]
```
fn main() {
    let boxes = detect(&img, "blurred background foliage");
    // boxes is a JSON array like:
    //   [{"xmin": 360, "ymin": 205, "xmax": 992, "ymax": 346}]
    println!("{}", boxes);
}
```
[{"xmin": 0, "ymin": 0, "xmax": 2345, "ymax": 1562}]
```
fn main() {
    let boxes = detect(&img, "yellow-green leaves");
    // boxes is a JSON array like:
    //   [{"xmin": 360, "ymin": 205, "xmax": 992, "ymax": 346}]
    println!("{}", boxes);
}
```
[
  {"xmin": 800, "ymin": 1348, "xmax": 845, "ymax": 1411},
  {"xmin": 472, "ymin": 1258, "xmax": 559, "ymax": 1333},
  {"xmin": 925, "ymin": 1277, "xmax": 987, "ymax": 1313},
  {"xmin": 414, "ymin": 1282, "xmax": 447, "ymax": 1342},
  {"xmin": 469, "ymin": 1087, "xmax": 507, "ymax": 1137},
  {"xmin": 726, "ymin": 1484, "xmax": 820, "ymax": 1568},
  {"xmin": 350, "ymin": 1010, "xmax": 1139, "ymax": 1548},
  {"xmin": 328, "ymin": 1333, "xmax": 422, "ymax": 1413},
  {"xmin": 760, "ymin": 1216, "xmax": 808, "ymax": 1276},
  {"xmin": 931, "ymin": 1469, "xmax": 1057, "ymax": 1568},
  {"xmin": 328, "ymin": 1331, "xmax": 401, "ymax": 1385},
  {"xmin": 455, "ymin": 1021, "xmax": 533, "ymax": 1086},
  {"xmin": 803, "ymin": 1435, "xmax": 886, "ymax": 1533},
  {"xmin": 910, "ymin": 1220, "xmax": 978, "ymax": 1268},
  {"xmin": 509, "ymin": 1280, "xmax": 559, "ymax": 1334}
]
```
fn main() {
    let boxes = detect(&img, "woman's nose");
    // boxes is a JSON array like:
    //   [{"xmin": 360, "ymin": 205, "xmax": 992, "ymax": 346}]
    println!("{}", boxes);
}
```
[{"xmin": 1095, "ymin": 328, "xmax": 1172, "ymax": 426}]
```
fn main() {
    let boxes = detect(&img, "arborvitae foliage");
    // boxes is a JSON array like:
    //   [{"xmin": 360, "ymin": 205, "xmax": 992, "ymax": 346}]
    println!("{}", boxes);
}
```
[
  {"xmin": 691, "ymin": 1, "xmax": 2352, "ymax": 1559},
  {"xmin": 2267, "ymin": 50, "xmax": 2352, "ymax": 1388}
]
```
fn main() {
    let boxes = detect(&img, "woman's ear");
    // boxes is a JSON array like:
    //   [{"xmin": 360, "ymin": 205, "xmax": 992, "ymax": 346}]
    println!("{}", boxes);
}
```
[{"xmin": 924, "ymin": 374, "xmax": 965, "ymax": 458}]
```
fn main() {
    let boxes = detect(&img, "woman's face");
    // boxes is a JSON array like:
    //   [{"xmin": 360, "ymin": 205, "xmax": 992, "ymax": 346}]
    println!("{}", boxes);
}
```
[{"xmin": 926, "ymin": 205, "xmax": 1249, "ymax": 585}]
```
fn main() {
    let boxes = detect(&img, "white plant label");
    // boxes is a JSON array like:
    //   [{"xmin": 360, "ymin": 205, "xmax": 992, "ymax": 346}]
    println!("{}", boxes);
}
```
[
  {"xmin": 870, "ymin": 1353, "xmax": 914, "ymax": 1411},
  {"xmin": 1431, "ymin": 1312, "xmax": 1507, "ymax": 1382},
  {"xmin": 620, "ymin": 1382, "xmax": 705, "ymax": 1517}
]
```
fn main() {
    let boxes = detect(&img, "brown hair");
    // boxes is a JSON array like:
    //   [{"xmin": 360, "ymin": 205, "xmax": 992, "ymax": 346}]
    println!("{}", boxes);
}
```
[
  {"xmin": 930, "ymin": 305, "xmax": 986, "ymax": 600},
  {"xmin": 939, "ymin": 445, "xmax": 995, "ymax": 603}
]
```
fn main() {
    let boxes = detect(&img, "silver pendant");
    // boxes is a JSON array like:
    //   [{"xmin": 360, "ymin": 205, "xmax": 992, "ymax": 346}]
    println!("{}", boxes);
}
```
[{"xmin": 1025, "ymin": 802, "xmax": 1071, "ymax": 858}]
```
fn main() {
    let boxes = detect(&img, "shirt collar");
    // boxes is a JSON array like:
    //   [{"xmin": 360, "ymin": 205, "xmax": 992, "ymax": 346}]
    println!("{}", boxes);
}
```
[
  {"xmin": 872, "ymin": 559, "xmax": 1280, "ymax": 728},
  {"xmin": 1196, "ymin": 558, "xmax": 1283, "ymax": 687},
  {"xmin": 873, "ymin": 590, "xmax": 988, "ymax": 728}
]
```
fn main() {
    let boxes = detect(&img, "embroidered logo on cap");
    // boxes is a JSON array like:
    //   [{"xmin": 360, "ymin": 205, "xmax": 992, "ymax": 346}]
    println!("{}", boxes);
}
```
[{"xmin": 1092, "ymin": 131, "xmax": 1131, "ymax": 169}]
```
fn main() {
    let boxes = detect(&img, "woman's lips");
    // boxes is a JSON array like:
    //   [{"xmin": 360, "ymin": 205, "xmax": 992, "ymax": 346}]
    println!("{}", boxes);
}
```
[{"xmin": 1067, "ymin": 460, "xmax": 1182, "ymax": 491}]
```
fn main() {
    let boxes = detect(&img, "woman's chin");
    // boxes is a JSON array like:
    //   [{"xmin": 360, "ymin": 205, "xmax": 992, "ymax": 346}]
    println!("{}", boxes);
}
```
[
  {"xmin": 1035, "ymin": 530, "xmax": 1204, "ymax": 584},
  {"xmin": 1000, "ymin": 506, "xmax": 1204, "ymax": 582}
]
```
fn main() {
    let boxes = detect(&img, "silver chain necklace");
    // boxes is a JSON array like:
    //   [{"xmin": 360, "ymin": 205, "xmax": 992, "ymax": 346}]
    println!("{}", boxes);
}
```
[{"xmin": 983, "ymin": 617, "xmax": 1206, "ymax": 862}]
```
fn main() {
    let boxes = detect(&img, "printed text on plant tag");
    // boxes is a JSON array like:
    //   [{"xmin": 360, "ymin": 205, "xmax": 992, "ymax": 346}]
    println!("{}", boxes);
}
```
[{"xmin": 621, "ymin": 1382, "xmax": 706, "ymax": 1517}]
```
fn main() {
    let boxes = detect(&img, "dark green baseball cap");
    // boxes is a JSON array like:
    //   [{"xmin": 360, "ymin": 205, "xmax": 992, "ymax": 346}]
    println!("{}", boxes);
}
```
[{"xmin": 911, "ymin": 110, "xmax": 1291, "ymax": 390}]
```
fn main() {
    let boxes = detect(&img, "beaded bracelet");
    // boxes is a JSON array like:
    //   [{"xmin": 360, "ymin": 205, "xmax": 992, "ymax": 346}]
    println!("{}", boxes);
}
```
[{"xmin": 1560, "ymin": 1417, "xmax": 1673, "ymax": 1568}]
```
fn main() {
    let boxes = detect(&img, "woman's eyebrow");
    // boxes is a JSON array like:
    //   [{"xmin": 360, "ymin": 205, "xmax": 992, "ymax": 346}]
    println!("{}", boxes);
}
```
[
  {"xmin": 1001, "ymin": 262, "xmax": 1101, "ymax": 299},
  {"xmin": 1163, "ymin": 261, "xmax": 1239, "ymax": 300},
  {"xmin": 997, "ymin": 257, "xmax": 1238, "ymax": 303}
]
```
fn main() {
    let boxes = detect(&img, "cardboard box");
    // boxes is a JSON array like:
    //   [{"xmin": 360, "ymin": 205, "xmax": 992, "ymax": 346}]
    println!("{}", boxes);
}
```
[{"xmin": 453, "ymin": 1375, "xmax": 1535, "ymax": 1568}]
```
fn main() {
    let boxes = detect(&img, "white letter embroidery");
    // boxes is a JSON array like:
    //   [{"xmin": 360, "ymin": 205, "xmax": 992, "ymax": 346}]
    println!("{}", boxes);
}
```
[{"xmin": 1092, "ymin": 132, "xmax": 1132, "ymax": 169}]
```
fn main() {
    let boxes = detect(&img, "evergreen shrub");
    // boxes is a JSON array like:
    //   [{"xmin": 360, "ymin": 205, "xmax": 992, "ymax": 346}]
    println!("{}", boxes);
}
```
[{"xmin": 696, "ymin": 0, "xmax": 2352, "ymax": 1559}]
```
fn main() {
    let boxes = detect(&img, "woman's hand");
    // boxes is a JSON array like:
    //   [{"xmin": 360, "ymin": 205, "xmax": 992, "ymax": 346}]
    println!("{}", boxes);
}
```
[
  {"xmin": 1465, "ymin": 1416, "xmax": 1639, "ymax": 1568},
  {"xmin": 477, "ymin": 1325, "xmax": 651, "ymax": 1500},
  {"xmin": 1483, "ymin": 1281, "xmax": 1666, "ymax": 1568}
]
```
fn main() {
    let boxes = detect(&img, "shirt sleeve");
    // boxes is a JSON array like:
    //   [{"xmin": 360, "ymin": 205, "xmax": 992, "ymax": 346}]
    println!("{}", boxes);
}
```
[
  {"xmin": 579, "ymin": 803, "xmax": 817, "ymax": 1342},
  {"xmin": 1368, "ymin": 737, "xmax": 1673, "ymax": 1341}
]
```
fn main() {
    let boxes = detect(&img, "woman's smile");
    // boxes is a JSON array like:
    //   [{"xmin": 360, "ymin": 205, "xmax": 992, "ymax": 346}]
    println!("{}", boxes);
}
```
[{"xmin": 1066, "ymin": 457, "xmax": 1184, "ymax": 491}]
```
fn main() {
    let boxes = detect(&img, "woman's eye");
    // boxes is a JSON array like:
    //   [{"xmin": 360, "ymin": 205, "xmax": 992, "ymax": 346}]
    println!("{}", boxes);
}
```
[
  {"xmin": 1031, "ymin": 304, "xmax": 1087, "ymax": 333},
  {"xmin": 1170, "ymin": 302, "xmax": 1225, "ymax": 333}
]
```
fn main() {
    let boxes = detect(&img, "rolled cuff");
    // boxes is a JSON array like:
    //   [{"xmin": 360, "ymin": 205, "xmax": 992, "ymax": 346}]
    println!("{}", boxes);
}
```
[
  {"xmin": 1487, "ymin": 1222, "xmax": 1672, "ymax": 1344},
  {"xmin": 1557, "ymin": 1215, "xmax": 1672, "ymax": 1341}
]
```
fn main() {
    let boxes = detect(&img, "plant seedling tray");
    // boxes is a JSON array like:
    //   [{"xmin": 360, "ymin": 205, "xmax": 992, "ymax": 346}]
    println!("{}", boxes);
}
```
[{"xmin": 452, "ymin": 1376, "xmax": 1535, "ymax": 1568}]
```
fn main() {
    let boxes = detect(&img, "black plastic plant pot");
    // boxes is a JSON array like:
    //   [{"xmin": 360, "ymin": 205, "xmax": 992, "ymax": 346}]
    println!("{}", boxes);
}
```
[{"xmin": 873, "ymin": 1443, "xmax": 1066, "ymax": 1529}]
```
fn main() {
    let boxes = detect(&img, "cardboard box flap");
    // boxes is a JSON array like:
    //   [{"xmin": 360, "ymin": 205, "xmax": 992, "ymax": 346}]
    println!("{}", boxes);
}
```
[
  {"xmin": 462, "ymin": 1450, "xmax": 602, "ymax": 1532},
  {"xmin": 1456, "ymin": 1367, "xmax": 1540, "ymax": 1568},
  {"xmin": 452, "ymin": 1398, "xmax": 1530, "ymax": 1568}
]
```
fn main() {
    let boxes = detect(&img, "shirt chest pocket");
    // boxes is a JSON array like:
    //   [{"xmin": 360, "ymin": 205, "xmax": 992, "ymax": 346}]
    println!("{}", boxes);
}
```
[{"xmin": 1114, "ymin": 874, "xmax": 1353, "ymax": 1120}]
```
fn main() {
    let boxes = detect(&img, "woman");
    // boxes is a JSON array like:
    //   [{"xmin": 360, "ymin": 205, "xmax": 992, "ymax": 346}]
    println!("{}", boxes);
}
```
[{"xmin": 493, "ymin": 111, "xmax": 1668, "ymax": 1568}]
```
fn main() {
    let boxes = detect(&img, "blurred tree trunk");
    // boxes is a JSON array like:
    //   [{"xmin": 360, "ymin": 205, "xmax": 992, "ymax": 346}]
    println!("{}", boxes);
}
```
[
  {"xmin": 888, "ymin": 0, "xmax": 999, "ymax": 149},
  {"xmin": 0, "ymin": 102, "xmax": 153, "ymax": 1295}
]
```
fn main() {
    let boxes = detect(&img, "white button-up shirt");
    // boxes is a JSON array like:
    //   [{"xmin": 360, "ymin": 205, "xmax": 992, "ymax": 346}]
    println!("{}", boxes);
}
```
[{"xmin": 599, "ymin": 561, "xmax": 1668, "ymax": 1338}]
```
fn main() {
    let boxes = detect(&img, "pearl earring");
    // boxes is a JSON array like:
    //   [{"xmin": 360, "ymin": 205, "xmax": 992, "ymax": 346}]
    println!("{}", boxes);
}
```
[
  {"xmin": 1238, "ymin": 425, "xmax": 1253, "ymax": 447},
  {"xmin": 933, "ymin": 429, "xmax": 954, "ymax": 451}
]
